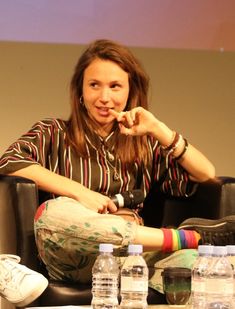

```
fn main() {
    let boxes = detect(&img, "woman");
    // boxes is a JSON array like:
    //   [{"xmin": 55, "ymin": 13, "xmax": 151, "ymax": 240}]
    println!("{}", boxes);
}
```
[{"xmin": 0, "ymin": 39, "xmax": 219, "ymax": 283}]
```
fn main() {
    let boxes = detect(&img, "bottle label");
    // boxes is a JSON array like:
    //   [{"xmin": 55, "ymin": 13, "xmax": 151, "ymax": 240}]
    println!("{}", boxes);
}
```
[
  {"xmin": 192, "ymin": 279, "xmax": 206, "ymax": 293},
  {"xmin": 206, "ymin": 278, "xmax": 233, "ymax": 296},
  {"xmin": 121, "ymin": 276, "xmax": 148, "ymax": 292}
]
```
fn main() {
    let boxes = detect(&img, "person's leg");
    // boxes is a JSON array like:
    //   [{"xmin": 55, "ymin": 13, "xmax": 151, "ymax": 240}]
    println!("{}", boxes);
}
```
[
  {"xmin": 179, "ymin": 215, "xmax": 235, "ymax": 245},
  {"xmin": 0, "ymin": 254, "xmax": 48, "ymax": 307},
  {"xmin": 135, "ymin": 215, "xmax": 235, "ymax": 250},
  {"xmin": 34, "ymin": 197, "xmax": 200, "ymax": 283},
  {"xmin": 134, "ymin": 225, "xmax": 200, "ymax": 252},
  {"xmin": 135, "ymin": 215, "xmax": 235, "ymax": 294},
  {"xmin": 34, "ymin": 196, "xmax": 138, "ymax": 283}
]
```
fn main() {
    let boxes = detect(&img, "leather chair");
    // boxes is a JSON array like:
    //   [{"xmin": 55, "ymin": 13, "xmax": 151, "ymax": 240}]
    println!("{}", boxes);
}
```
[{"xmin": 1, "ymin": 174, "xmax": 235, "ymax": 307}]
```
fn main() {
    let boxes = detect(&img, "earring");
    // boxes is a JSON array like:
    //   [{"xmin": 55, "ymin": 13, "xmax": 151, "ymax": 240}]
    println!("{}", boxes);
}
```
[{"xmin": 79, "ymin": 95, "xmax": 84, "ymax": 106}]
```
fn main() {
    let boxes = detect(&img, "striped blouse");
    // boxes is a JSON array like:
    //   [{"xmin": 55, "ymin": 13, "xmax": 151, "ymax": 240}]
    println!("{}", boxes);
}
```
[{"xmin": 0, "ymin": 118, "xmax": 195, "ymax": 199}]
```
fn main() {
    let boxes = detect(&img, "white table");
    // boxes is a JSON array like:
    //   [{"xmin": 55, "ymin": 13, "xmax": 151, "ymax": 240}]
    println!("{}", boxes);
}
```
[{"xmin": 28, "ymin": 305, "xmax": 189, "ymax": 309}]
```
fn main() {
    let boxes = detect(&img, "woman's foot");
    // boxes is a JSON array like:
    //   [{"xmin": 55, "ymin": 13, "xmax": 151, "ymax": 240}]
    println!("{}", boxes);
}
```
[{"xmin": 179, "ymin": 215, "xmax": 235, "ymax": 245}]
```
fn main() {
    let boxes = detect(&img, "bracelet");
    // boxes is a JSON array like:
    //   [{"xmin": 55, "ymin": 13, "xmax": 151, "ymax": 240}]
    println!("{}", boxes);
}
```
[
  {"xmin": 162, "ymin": 132, "xmax": 179, "ymax": 150},
  {"xmin": 175, "ymin": 138, "xmax": 188, "ymax": 160},
  {"xmin": 172, "ymin": 134, "xmax": 183, "ymax": 154}
]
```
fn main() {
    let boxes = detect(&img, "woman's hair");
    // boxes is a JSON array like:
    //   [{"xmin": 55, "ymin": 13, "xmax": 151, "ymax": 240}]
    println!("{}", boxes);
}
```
[{"xmin": 67, "ymin": 39, "xmax": 151, "ymax": 166}]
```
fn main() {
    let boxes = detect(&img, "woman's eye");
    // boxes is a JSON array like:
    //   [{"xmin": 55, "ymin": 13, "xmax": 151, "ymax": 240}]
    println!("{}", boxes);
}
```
[
  {"xmin": 90, "ymin": 82, "xmax": 98, "ymax": 88},
  {"xmin": 111, "ymin": 83, "xmax": 121, "ymax": 89}
]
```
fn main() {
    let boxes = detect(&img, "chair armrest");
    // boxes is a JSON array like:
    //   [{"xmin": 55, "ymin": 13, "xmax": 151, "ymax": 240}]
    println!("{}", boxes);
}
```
[
  {"xmin": 142, "ymin": 176, "xmax": 235, "ymax": 228},
  {"xmin": 0, "ymin": 174, "xmax": 40, "ymax": 271}
]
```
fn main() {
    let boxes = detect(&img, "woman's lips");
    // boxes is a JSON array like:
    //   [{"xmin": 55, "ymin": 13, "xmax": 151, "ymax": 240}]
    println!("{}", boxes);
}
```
[{"xmin": 96, "ymin": 106, "xmax": 112, "ymax": 117}]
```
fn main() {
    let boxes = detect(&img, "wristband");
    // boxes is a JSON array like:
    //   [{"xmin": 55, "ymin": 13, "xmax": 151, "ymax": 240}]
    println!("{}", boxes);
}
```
[
  {"xmin": 175, "ymin": 138, "xmax": 188, "ymax": 160},
  {"xmin": 162, "ymin": 132, "xmax": 180, "ymax": 151}
]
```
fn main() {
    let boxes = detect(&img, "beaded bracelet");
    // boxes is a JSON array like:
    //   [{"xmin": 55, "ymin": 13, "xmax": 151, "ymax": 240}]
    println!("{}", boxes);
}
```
[{"xmin": 175, "ymin": 138, "xmax": 188, "ymax": 160}]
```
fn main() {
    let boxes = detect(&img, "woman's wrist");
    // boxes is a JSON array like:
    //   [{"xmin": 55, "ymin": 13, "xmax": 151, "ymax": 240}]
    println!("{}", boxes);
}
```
[
  {"xmin": 66, "ymin": 179, "xmax": 87, "ymax": 202},
  {"xmin": 174, "ymin": 138, "xmax": 189, "ymax": 160},
  {"xmin": 150, "ymin": 120, "xmax": 175, "ymax": 146},
  {"xmin": 159, "ymin": 130, "xmax": 189, "ymax": 161},
  {"xmin": 149, "ymin": 119, "xmax": 189, "ymax": 161}
]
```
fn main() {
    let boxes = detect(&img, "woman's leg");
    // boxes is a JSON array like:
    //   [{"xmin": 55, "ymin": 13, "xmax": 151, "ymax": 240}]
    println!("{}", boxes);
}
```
[
  {"xmin": 34, "ymin": 197, "xmax": 138, "ymax": 283},
  {"xmin": 34, "ymin": 196, "xmax": 200, "ymax": 282}
]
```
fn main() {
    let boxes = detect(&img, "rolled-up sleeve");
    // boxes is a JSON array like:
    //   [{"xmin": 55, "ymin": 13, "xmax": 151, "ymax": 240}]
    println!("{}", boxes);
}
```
[
  {"xmin": 0, "ymin": 118, "xmax": 65, "ymax": 175},
  {"xmin": 152, "ymin": 141, "xmax": 197, "ymax": 197}
]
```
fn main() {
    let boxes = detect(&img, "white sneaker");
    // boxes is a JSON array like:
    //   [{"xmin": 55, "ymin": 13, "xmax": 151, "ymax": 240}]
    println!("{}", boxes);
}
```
[{"xmin": 0, "ymin": 254, "xmax": 48, "ymax": 307}]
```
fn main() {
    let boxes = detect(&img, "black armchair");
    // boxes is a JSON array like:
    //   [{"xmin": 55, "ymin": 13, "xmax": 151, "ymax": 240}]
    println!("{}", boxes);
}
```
[{"xmin": 0, "ymin": 174, "xmax": 235, "ymax": 307}]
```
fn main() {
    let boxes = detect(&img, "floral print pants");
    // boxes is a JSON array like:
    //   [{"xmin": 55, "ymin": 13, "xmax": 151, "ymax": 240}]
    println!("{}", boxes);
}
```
[
  {"xmin": 34, "ymin": 196, "xmax": 197, "ymax": 292},
  {"xmin": 34, "ymin": 196, "xmax": 137, "ymax": 283}
]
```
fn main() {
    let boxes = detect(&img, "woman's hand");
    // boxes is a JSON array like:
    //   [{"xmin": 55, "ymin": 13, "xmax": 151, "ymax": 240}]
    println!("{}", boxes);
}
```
[
  {"xmin": 109, "ymin": 107, "xmax": 215, "ymax": 182},
  {"xmin": 109, "ymin": 107, "xmax": 158, "ymax": 137},
  {"xmin": 109, "ymin": 107, "xmax": 174, "ymax": 146},
  {"xmin": 73, "ymin": 186, "xmax": 118, "ymax": 214}
]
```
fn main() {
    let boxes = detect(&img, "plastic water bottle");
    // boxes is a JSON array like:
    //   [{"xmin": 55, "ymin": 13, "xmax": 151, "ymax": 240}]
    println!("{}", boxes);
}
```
[
  {"xmin": 191, "ymin": 245, "xmax": 214, "ymax": 309},
  {"xmin": 205, "ymin": 246, "xmax": 233, "ymax": 309},
  {"xmin": 226, "ymin": 245, "xmax": 235, "ymax": 308},
  {"xmin": 120, "ymin": 244, "xmax": 148, "ymax": 309},
  {"xmin": 91, "ymin": 243, "xmax": 119, "ymax": 309}
]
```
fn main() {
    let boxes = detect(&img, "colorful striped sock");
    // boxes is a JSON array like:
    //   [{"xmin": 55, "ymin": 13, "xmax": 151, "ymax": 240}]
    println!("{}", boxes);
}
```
[{"xmin": 161, "ymin": 228, "xmax": 201, "ymax": 252}]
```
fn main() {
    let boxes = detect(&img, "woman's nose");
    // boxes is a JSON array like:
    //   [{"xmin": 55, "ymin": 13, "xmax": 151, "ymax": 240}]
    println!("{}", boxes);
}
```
[{"xmin": 99, "ymin": 88, "xmax": 110, "ymax": 102}]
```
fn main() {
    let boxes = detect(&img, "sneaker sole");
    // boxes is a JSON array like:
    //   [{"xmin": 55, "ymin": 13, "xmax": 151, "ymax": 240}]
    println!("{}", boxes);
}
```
[
  {"xmin": 179, "ymin": 215, "xmax": 235, "ymax": 231},
  {"xmin": 9, "ymin": 276, "xmax": 48, "ymax": 307}
]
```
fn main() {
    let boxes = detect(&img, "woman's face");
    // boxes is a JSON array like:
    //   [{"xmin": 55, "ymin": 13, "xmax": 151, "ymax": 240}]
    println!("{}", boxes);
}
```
[{"xmin": 82, "ymin": 58, "xmax": 129, "ymax": 135}]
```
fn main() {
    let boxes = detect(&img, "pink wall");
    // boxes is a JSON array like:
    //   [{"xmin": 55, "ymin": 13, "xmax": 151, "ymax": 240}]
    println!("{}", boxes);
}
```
[{"xmin": 0, "ymin": 0, "xmax": 235, "ymax": 51}]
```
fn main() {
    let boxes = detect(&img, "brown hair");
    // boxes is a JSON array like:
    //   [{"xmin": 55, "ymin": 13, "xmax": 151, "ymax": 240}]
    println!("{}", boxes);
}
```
[{"xmin": 67, "ymin": 39, "xmax": 150, "ymax": 165}]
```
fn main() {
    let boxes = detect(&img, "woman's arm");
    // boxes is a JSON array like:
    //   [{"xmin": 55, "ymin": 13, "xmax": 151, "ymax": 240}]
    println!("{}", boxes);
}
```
[
  {"xmin": 10, "ymin": 165, "xmax": 117, "ymax": 213},
  {"xmin": 150, "ymin": 119, "xmax": 215, "ymax": 182},
  {"xmin": 109, "ymin": 107, "xmax": 215, "ymax": 182}
]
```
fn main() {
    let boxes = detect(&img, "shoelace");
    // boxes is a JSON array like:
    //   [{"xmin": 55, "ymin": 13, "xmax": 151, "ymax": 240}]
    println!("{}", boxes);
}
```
[{"xmin": 0, "ymin": 260, "xmax": 28, "ymax": 293}]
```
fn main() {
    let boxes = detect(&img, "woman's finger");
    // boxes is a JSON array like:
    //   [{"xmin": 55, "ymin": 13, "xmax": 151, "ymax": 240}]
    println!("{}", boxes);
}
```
[
  {"xmin": 124, "ymin": 112, "xmax": 134, "ymax": 127},
  {"xmin": 109, "ymin": 109, "xmax": 120, "ymax": 119},
  {"xmin": 119, "ymin": 123, "xmax": 131, "ymax": 135}
]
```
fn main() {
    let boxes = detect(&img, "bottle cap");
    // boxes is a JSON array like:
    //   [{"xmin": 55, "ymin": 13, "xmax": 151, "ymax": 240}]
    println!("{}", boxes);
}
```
[
  {"xmin": 198, "ymin": 245, "xmax": 214, "ymax": 255},
  {"xmin": 128, "ymin": 244, "xmax": 143, "ymax": 254},
  {"xmin": 213, "ymin": 245, "xmax": 227, "ymax": 256},
  {"xmin": 226, "ymin": 245, "xmax": 235, "ymax": 255},
  {"xmin": 99, "ymin": 243, "xmax": 113, "ymax": 253}
]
